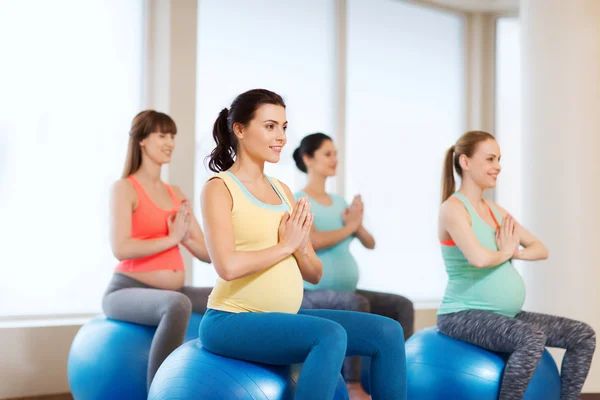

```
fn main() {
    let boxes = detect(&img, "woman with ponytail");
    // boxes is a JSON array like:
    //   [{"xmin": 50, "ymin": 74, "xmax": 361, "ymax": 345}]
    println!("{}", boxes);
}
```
[
  {"xmin": 199, "ymin": 89, "xmax": 406, "ymax": 400},
  {"xmin": 437, "ymin": 131, "xmax": 595, "ymax": 400},
  {"xmin": 103, "ymin": 110, "xmax": 212, "ymax": 391},
  {"xmin": 293, "ymin": 133, "xmax": 414, "ymax": 398}
]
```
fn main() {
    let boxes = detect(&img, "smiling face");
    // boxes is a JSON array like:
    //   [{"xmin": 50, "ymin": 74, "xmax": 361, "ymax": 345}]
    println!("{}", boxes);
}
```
[
  {"xmin": 304, "ymin": 139, "xmax": 338, "ymax": 177},
  {"xmin": 140, "ymin": 131, "xmax": 175, "ymax": 166},
  {"xmin": 234, "ymin": 103, "xmax": 287, "ymax": 164},
  {"xmin": 460, "ymin": 138, "xmax": 501, "ymax": 189}
]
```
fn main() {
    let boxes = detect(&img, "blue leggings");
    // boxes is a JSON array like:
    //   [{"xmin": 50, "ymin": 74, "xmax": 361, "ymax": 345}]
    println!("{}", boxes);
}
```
[{"xmin": 199, "ymin": 308, "xmax": 406, "ymax": 400}]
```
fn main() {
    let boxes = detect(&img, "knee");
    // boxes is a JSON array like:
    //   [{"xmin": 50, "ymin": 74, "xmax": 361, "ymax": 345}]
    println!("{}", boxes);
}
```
[
  {"xmin": 163, "ymin": 293, "xmax": 192, "ymax": 318},
  {"xmin": 573, "ymin": 322, "xmax": 596, "ymax": 350},
  {"xmin": 379, "ymin": 317, "xmax": 405, "ymax": 347},
  {"xmin": 398, "ymin": 296, "xmax": 415, "ymax": 319},
  {"xmin": 316, "ymin": 322, "xmax": 348, "ymax": 356},
  {"xmin": 519, "ymin": 328, "xmax": 547, "ymax": 353},
  {"xmin": 396, "ymin": 296, "xmax": 415, "ymax": 336}
]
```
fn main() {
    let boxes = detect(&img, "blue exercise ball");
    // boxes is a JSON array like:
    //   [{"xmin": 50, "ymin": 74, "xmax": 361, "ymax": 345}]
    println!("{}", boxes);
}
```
[
  {"xmin": 360, "ymin": 328, "xmax": 561, "ymax": 399},
  {"xmin": 404, "ymin": 327, "xmax": 560, "ymax": 400},
  {"xmin": 149, "ymin": 339, "xmax": 350, "ymax": 400},
  {"xmin": 68, "ymin": 313, "xmax": 203, "ymax": 400}
]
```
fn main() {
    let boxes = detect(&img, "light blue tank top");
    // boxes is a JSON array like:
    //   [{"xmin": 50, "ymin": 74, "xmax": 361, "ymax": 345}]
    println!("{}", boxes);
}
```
[
  {"xmin": 295, "ymin": 192, "xmax": 359, "ymax": 292},
  {"xmin": 438, "ymin": 193, "xmax": 526, "ymax": 317}
]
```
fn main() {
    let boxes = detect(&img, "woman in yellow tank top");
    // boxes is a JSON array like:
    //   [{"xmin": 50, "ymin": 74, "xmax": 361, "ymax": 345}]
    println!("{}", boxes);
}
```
[{"xmin": 198, "ymin": 89, "xmax": 407, "ymax": 400}]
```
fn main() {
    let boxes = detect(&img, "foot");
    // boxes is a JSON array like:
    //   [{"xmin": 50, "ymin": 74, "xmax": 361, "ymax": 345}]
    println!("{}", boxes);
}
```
[{"xmin": 346, "ymin": 382, "xmax": 371, "ymax": 400}]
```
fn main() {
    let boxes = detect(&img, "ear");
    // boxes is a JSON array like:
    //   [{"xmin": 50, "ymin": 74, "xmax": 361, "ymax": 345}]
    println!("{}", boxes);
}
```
[
  {"xmin": 458, "ymin": 153, "xmax": 469, "ymax": 172},
  {"xmin": 302, "ymin": 154, "xmax": 312, "ymax": 169},
  {"xmin": 139, "ymin": 138, "xmax": 147, "ymax": 148},
  {"xmin": 232, "ymin": 122, "xmax": 244, "ymax": 140}
]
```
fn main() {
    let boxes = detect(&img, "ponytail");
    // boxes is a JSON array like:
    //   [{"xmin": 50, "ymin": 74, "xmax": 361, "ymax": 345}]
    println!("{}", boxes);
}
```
[
  {"xmin": 207, "ymin": 108, "xmax": 236, "ymax": 172},
  {"xmin": 207, "ymin": 89, "xmax": 286, "ymax": 172},
  {"xmin": 441, "ymin": 145, "xmax": 456, "ymax": 203},
  {"xmin": 292, "ymin": 147, "xmax": 307, "ymax": 173}
]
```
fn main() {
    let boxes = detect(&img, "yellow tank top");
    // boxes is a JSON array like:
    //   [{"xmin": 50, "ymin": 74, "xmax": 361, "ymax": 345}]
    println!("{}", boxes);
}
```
[{"xmin": 206, "ymin": 172, "xmax": 304, "ymax": 314}]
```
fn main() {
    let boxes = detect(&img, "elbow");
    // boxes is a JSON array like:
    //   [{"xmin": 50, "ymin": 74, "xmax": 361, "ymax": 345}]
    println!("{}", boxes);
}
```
[
  {"xmin": 469, "ymin": 255, "xmax": 491, "ymax": 269},
  {"xmin": 366, "ymin": 241, "xmax": 376, "ymax": 250},
  {"xmin": 217, "ymin": 270, "xmax": 234, "ymax": 282},
  {"xmin": 111, "ymin": 246, "xmax": 127, "ymax": 261},
  {"xmin": 215, "ymin": 262, "xmax": 238, "ymax": 282},
  {"xmin": 541, "ymin": 245, "xmax": 549, "ymax": 260},
  {"xmin": 307, "ymin": 261, "xmax": 323, "ymax": 285},
  {"xmin": 306, "ymin": 273, "xmax": 321, "ymax": 285}
]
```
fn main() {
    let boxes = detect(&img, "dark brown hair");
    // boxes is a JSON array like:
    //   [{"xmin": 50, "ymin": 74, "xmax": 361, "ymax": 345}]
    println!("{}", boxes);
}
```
[
  {"xmin": 207, "ymin": 89, "xmax": 286, "ymax": 172},
  {"xmin": 293, "ymin": 133, "xmax": 332, "ymax": 173}
]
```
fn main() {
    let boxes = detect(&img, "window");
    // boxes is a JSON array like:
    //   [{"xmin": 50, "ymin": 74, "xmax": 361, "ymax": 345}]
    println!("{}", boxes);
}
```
[
  {"xmin": 345, "ymin": 0, "xmax": 465, "ymax": 305},
  {"xmin": 193, "ymin": 0, "xmax": 337, "ymax": 286},
  {"xmin": 494, "ymin": 17, "xmax": 521, "ymax": 221},
  {"xmin": 0, "ymin": 0, "xmax": 145, "ymax": 316}
]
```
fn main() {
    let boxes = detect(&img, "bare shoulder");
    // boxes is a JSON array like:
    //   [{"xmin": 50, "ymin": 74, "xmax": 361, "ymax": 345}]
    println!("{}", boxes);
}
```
[
  {"xmin": 112, "ymin": 178, "xmax": 135, "ymax": 197},
  {"xmin": 201, "ymin": 177, "xmax": 232, "ymax": 204},
  {"xmin": 440, "ymin": 196, "xmax": 470, "ymax": 225},
  {"xmin": 111, "ymin": 178, "xmax": 137, "ymax": 208}
]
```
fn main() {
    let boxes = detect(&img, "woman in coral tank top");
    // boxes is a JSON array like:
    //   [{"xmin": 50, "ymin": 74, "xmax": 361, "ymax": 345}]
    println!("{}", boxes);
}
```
[{"xmin": 102, "ymin": 110, "xmax": 211, "ymax": 390}]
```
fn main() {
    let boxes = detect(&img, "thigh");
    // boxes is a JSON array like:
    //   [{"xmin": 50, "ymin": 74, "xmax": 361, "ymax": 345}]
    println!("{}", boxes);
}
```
[
  {"xmin": 200, "ymin": 310, "xmax": 346, "ymax": 366},
  {"xmin": 103, "ymin": 287, "xmax": 190, "ymax": 326},
  {"xmin": 355, "ymin": 289, "xmax": 413, "ymax": 318},
  {"xmin": 437, "ymin": 310, "xmax": 539, "ymax": 353},
  {"xmin": 179, "ymin": 286, "xmax": 212, "ymax": 314},
  {"xmin": 301, "ymin": 289, "xmax": 370, "ymax": 312},
  {"xmin": 300, "ymin": 309, "xmax": 403, "ymax": 357},
  {"xmin": 516, "ymin": 311, "xmax": 594, "ymax": 348}
]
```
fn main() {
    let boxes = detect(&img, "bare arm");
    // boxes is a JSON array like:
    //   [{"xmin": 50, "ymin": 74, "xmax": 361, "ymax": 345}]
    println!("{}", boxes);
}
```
[
  {"xmin": 281, "ymin": 184, "xmax": 323, "ymax": 284},
  {"xmin": 347, "ymin": 194, "xmax": 375, "ymax": 249},
  {"xmin": 110, "ymin": 179, "xmax": 181, "ymax": 260},
  {"xmin": 356, "ymin": 225, "xmax": 376, "ymax": 249},
  {"xmin": 489, "ymin": 201, "xmax": 549, "ymax": 261},
  {"xmin": 440, "ymin": 198, "xmax": 514, "ymax": 268},
  {"xmin": 171, "ymin": 186, "xmax": 211, "ymax": 263},
  {"xmin": 201, "ymin": 178, "xmax": 294, "ymax": 282},
  {"xmin": 310, "ymin": 226, "xmax": 355, "ymax": 250}
]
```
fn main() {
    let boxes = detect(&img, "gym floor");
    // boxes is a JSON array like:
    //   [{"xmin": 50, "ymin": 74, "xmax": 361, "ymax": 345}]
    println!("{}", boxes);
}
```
[{"xmin": 8, "ymin": 393, "xmax": 600, "ymax": 399}]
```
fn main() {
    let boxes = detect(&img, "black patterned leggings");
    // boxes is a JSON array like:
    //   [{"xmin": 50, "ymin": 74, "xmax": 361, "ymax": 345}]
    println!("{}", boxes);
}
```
[{"xmin": 437, "ymin": 310, "xmax": 595, "ymax": 400}]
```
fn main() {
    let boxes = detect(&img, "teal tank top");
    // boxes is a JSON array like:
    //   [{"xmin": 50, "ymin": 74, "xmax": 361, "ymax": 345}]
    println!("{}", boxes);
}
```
[
  {"xmin": 295, "ymin": 192, "xmax": 359, "ymax": 292},
  {"xmin": 438, "ymin": 193, "xmax": 526, "ymax": 318}
]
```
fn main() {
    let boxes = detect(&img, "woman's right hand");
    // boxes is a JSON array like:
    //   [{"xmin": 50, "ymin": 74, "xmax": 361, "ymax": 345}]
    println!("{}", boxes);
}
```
[
  {"xmin": 279, "ymin": 197, "xmax": 312, "ymax": 254},
  {"xmin": 343, "ymin": 195, "xmax": 363, "ymax": 233},
  {"xmin": 168, "ymin": 202, "xmax": 191, "ymax": 243},
  {"xmin": 495, "ymin": 214, "xmax": 520, "ymax": 258}
]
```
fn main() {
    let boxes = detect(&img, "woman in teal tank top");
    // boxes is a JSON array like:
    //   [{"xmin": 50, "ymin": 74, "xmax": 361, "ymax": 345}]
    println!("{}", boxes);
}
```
[
  {"xmin": 437, "ymin": 131, "xmax": 595, "ymax": 400},
  {"xmin": 293, "ymin": 133, "xmax": 414, "ymax": 398}
]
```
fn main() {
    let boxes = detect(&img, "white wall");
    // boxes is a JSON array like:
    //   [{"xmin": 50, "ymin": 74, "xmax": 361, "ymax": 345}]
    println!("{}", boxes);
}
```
[{"xmin": 6, "ymin": 1, "xmax": 600, "ymax": 398}]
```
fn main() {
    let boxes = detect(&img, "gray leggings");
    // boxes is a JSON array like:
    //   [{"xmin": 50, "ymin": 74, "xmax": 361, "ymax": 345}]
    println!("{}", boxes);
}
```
[
  {"xmin": 301, "ymin": 289, "xmax": 414, "ymax": 382},
  {"xmin": 102, "ymin": 273, "xmax": 212, "ymax": 390},
  {"xmin": 437, "ymin": 310, "xmax": 596, "ymax": 400}
]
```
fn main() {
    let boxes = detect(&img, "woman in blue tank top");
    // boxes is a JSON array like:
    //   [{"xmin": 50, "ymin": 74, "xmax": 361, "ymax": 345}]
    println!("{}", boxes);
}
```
[
  {"xmin": 437, "ymin": 131, "xmax": 595, "ymax": 400},
  {"xmin": 293, "ymin": 133, "xmax": 414, "ymax": 398}
]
